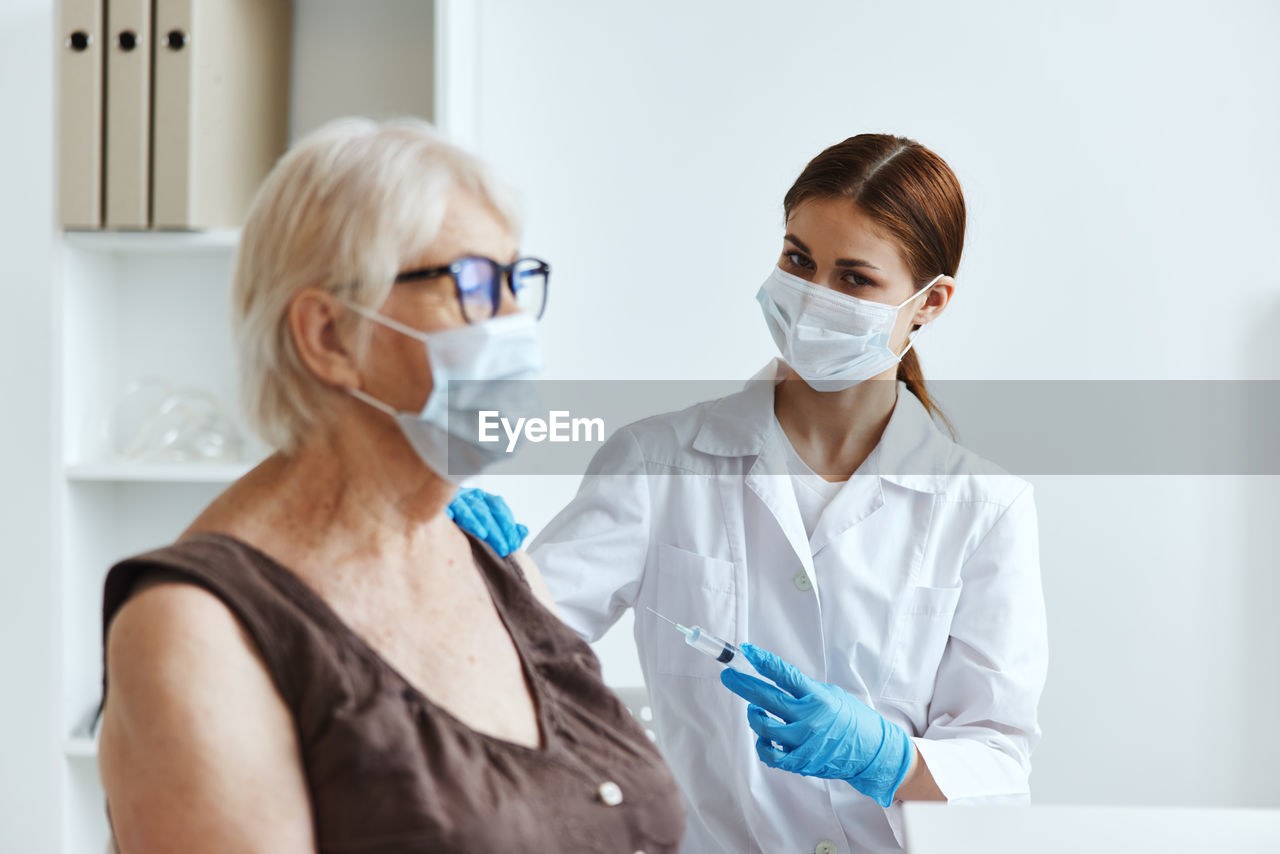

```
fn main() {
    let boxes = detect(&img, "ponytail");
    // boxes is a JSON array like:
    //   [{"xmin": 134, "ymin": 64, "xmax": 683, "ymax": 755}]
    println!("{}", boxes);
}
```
[{"xmin": 898, "ymin": 346, "xmax": 955, "ymax": 439}]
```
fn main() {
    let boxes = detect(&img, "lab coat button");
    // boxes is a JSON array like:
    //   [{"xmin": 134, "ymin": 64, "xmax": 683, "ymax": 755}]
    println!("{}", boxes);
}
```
[
  {"xmin": 793, "ymin": 572, "xmax": 812, "ymax": 592},
  {"xmin": 814, "ymin": 841, "xmax": 838, "ymax": 854},
  {"xmin": 597, "ymin": 781, "xmax": 623, "ymax": 806}
]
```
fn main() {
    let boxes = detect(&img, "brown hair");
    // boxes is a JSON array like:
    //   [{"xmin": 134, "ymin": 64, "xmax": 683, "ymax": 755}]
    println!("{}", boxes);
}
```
[{"xmin": 782, "ymin": 134, "xmax": 964, "ymax": 434}]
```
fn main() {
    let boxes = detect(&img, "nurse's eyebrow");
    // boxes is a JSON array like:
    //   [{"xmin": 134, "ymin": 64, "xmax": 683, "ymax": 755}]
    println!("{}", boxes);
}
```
[{"xmin": 783, "ymin": 233, "xmax": 882, "ymax": 271}]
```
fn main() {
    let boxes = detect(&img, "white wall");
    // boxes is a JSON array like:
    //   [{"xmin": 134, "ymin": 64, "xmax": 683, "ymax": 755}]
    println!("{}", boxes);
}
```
[
  {"xmin": 462, "ymin": 0, "xmax": 1280, "ymax": 808},
  {"xmin": 0, "ymin": 0, "xmax": 59, "ymax": 850}
]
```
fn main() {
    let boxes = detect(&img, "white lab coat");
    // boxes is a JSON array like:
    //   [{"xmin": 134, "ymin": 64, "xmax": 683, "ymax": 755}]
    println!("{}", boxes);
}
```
[{"xmin": 530, "ymin": 360, "xmax": 1048, "ymax": 854}]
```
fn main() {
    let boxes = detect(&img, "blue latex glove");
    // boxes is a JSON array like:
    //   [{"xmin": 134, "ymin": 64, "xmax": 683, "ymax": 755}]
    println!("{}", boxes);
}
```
[
  {"xmin": 445, "ymin": 488, "xmax": 529, "ymax": 557},
  {"xmin": 719, "ymin": 643, "xmax": 914, "ymax": 808}
]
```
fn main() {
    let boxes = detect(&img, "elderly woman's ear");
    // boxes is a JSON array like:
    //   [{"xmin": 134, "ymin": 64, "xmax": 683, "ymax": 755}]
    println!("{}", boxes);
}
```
[{"xmin": 288, "ymin": 288, "xmax": 363, "ymax": 389}]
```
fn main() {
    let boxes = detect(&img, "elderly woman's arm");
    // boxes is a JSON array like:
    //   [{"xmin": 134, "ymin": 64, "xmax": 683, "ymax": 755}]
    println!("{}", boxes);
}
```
[{"xmin": 99, "ymin": 580, "xmax": 316, "ymax": 853}]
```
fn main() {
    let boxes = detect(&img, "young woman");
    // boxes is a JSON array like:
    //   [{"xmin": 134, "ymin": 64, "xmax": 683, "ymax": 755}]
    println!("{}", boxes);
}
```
[{"xmin": 457, "ymin": 134, "xmax": 1048, "ymax": 854}]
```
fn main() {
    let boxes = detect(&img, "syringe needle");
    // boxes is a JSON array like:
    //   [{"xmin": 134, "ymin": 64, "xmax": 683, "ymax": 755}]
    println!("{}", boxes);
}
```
[
  {"xmin": 645, "ymin": 606, "xmax": 679, "ymax": 627},
  {"xmin": 645, "ymin": 606, "xmax": 692, "ymax": 635}
]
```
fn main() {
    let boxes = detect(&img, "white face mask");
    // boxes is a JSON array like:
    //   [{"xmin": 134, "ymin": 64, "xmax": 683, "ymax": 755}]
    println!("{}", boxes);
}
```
[
  {"xmin": 756, "ymin": 266, "xmax": 943, "ymax": 392},
  {"xmin": 342, "ymin": 303, "xmax": 544, "ymax": 482}
]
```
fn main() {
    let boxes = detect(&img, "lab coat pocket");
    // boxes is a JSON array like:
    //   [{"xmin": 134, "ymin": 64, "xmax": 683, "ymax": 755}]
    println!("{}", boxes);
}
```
[
  {"xmin": 878, "ymin": 584, "xmax": 962, "ymax": 703},
  {"xmin": 652, "ymin": 543, "xmax": 737, "ymax": 679}
]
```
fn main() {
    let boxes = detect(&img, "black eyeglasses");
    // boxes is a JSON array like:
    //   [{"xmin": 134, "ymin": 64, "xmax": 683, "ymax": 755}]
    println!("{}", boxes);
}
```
[{"xmin": 394, "ymin": 255, "xmax": 551, "ymax": 323}]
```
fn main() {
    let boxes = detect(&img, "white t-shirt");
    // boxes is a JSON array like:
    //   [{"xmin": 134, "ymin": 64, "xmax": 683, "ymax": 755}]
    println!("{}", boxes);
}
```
[{"xmin": 774, "ymin": 415, "xmax": 847, "ymax": 539}]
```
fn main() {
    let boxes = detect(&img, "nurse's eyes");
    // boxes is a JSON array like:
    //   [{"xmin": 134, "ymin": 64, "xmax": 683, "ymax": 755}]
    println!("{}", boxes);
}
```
[
  {"xmin": 782, "ymin": 252, "xmax": 875, "ymax": 290},
  {"xmin": 840, "ymin": 272, "xmax": 875, "ymax": 289},
  {"xmin": 783, "ymin": 251, "xmax": 814, "ymax": 271}
]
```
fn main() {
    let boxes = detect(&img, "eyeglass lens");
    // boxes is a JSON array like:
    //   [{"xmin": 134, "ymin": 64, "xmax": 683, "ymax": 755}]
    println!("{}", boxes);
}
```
[
  {"xmin": 455, "ymin": 257, "xmax": 501, "ymax": 323},
  {"xmin": 510, "ymin": 258, "xmax": 548, "ymax": 318},
  {"xmin": 454, "ymin": 256, "xmax": 547, "ymax": 322}
]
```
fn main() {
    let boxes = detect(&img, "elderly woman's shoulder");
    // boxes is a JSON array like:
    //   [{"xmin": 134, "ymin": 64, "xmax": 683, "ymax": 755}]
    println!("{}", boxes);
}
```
[
  {"xmin": 106, "ymin": 572, "xmax": 260, "ymax": 682},
  {"xmin": 104, "ymin": 528, "xmax": 289, "ymax": 691},
  {"xmin": 99, "ymin": 569, "xmax": 314, "ymax": 851}
]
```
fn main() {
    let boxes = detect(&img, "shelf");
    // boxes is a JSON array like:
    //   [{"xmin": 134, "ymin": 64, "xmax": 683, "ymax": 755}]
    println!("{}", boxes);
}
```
[
  {"xmin": 64, "ymin": 736, "xmax": 98, "ymax": 760},
  {"xmin": 63, "ymin": 229, "xmax": 241, "ymax": 255},
  {"xmin": 65, "ymin": 461, "xmax": 257, "ymax": 483}
]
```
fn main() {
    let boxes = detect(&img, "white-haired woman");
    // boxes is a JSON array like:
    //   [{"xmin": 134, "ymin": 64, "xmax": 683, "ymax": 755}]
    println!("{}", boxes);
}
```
[{"xmin": 96, "ymin": 118, "xmax": 684, "ymax": 854}]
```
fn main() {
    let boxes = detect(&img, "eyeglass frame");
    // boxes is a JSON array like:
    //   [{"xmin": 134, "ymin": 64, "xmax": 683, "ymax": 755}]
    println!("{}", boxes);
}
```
[{"xmin": 392, "ymin": 254, "xmax": 551, "ymax": 322}]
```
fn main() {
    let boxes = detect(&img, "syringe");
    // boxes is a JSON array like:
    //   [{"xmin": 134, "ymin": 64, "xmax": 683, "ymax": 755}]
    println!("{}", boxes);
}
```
[
  {"xmin": 646, "ymin": 607, "xmax": 780, "ymax": 748},
  {"xmin": 646, "ymin": 607, "xmax": 752, "ymax": 670}
]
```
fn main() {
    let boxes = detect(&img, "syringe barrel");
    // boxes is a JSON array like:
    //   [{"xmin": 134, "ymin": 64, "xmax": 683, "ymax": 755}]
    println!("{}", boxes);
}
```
[{"xmin": 685, "ymin": 626, "xmax": 737, "ymax": 664}]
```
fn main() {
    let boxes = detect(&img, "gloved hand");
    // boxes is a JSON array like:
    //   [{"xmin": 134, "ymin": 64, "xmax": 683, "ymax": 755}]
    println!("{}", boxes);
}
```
[
  {"xmin": 719, "ymin": 643, "xmax": 913, "ymax": 808},
  {"xmin": 445, "ymin": 488, "xmax": 529, "ymax": 557}
]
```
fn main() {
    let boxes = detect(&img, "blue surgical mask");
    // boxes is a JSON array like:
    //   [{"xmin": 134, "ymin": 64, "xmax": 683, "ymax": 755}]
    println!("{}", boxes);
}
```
[
  {"xmin": 756, "ymin": 266, "xmax": 942, "ymax": 392},
  {"xmin": 342, "ymin": 302, "xmax": 544, "ymax": 482}
]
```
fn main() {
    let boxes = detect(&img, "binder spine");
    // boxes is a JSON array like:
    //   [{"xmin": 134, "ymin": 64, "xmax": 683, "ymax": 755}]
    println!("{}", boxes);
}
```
[
  {"xmin": 103, "ymin": 0, "xmax": 152, "ymax": 229},
  {"xmin": 151, "ymin": 0, "xmax": 194, "ymax": 229},
  {"xmin": 152, "ymin": 0, "xmax": 292, "ymax": 230},
  {"xmin": 58, "ymin": 0, "xmax": 105, "ymax": 230}
]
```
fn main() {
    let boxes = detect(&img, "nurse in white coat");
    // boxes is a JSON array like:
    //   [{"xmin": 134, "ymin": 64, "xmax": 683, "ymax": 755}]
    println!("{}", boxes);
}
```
[{"xmin": 456, "ymin": 134, "xmax": 1047, "ymax": 854}]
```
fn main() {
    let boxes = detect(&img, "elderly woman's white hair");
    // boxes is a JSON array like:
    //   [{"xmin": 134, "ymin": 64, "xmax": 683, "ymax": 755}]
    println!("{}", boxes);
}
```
[{"xmin": 231, "ymin": 117, "xmax": 521, "ymax": 454}]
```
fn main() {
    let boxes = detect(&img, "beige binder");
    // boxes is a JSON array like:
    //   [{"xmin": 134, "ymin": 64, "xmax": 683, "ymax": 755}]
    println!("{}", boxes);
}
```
[
  {"xmin": 103, "ymin": 0, "xmax": 151, "ymax": 229},
  {"xmin": 58, "ymin": 0, "xmax": 105, "ymax": 230},
  {"xmin": 152, "ymin": 0, "xmax": 292, "ymax": 230}
]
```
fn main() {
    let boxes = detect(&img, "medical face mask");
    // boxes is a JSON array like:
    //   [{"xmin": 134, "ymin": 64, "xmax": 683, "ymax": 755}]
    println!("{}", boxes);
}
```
[
  {"xmin": 342, "ymin": 302, "xmax": 544, "ymax": 482},
  {"xmin": 756, "ymin": 266, "xmax": 943, "ymax": 392}
]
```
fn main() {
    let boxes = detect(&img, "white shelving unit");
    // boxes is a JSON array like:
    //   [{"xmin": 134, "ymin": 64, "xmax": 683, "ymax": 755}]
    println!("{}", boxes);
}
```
[
  {"xmin": 51, "ymin": 1, "xmax": 459, "ymax": 850},
  {"xmin": 64, "ymin": 736, "xmax": 99, "ymax": 761},
  {"xmin": 57, "ymin": 220, "xmax": 253, "ymax": 854},
  {"xmin": 63, "ymin": 229, "xmax": 241, "ymax": 254},
  {"xmin": 64, "ymin": 461, "xmax": 254, "ymax": 484}
]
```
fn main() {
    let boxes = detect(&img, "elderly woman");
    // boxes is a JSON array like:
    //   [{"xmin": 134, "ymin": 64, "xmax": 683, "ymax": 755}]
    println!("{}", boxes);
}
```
[{"xmin": 96, "ymin": 118, "xmax": 684, "ymax": 853}]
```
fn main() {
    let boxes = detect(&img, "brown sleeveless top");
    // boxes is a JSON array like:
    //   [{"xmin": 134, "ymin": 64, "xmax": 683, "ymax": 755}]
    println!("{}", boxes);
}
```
[{"xmin": 101, "ymin": 532, "xmax": 685, "ymax": 853}]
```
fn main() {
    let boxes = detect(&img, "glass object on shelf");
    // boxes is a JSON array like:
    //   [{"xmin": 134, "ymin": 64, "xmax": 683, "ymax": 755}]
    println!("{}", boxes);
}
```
[{"xmin": 97, "ymin": 378, "xmax": 244, "ymax": 464}]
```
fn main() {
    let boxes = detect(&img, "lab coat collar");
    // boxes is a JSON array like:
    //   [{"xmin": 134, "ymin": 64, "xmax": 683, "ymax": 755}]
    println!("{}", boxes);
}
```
[
  {"xmin": 875, "ymin": 383, "xmax": 953, "ymax": 495},
  {"xmin": 693, "ymin": 358, "xmax": 953, "ymax": 494},
  {"xmin": 690, "ymin": 360, "xmax": 782, "ymax": 458}
]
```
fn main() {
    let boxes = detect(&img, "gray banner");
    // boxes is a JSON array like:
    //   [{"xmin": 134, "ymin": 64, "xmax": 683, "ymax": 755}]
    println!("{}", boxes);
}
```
[{"xmin": 440, "ymin": 380, "xmax": 1280, "ymax": 477}]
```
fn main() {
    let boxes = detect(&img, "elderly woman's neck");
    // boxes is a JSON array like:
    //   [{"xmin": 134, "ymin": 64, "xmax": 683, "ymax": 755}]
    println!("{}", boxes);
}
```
[
  {"xmin": 291, "ymin": 424, "xmax": 457, "ymax": 538},
  {"xmin": 193, "ymin": 422, "xmax": 462, "ymax": 568}
]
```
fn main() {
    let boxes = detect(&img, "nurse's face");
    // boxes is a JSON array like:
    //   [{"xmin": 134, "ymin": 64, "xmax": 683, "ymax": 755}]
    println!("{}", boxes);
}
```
[{"xmin": 778, "ymin": 197, "xmax": 930, "ymax": 350}]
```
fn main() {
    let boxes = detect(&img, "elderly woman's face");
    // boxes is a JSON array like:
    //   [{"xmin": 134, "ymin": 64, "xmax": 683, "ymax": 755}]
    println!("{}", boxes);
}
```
[{"xmin": 361, "ymin": 189, "xmax": 519, "ymax": 415}]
